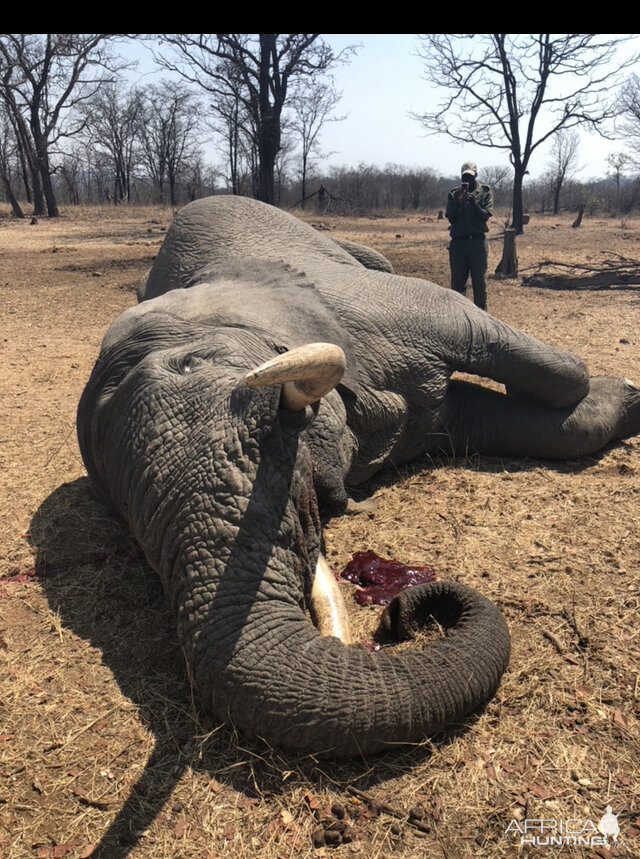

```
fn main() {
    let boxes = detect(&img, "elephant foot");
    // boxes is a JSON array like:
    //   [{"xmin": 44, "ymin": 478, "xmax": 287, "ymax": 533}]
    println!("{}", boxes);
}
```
[
  {"xmin": 565, "ymin": 376, "xmax": 640, "ymax": 452},
  {"xmin": 598, "ymin": 376, "xmax": 640, "ymax": 441}
]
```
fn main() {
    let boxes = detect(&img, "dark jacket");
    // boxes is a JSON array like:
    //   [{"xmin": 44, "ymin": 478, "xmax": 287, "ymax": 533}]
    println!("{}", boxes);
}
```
[{"xmin": 446, "ymin": 183, "xmax": 493, "ymax": 237}]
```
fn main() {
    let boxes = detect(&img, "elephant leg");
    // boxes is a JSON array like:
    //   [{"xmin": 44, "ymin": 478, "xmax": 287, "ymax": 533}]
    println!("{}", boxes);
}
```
[
  {"xmin": 438, "ymin": 291, "xmax": 591, "ymax": 408},
  {"xmin": 438, "ymin": 377, "xmax": 640, "ymax": 459}
]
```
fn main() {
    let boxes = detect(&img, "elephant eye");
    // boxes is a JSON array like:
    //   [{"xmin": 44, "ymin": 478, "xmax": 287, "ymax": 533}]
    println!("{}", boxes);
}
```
[{"xmin": 168, "ymin": 354, "xmax": 196, "ymax": 375}]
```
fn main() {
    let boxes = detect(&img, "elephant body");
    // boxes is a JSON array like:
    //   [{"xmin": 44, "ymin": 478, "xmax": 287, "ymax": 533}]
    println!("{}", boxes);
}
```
[{"xmin": 78, "ymin": 196, "xmax": 640, "ymax": 756}]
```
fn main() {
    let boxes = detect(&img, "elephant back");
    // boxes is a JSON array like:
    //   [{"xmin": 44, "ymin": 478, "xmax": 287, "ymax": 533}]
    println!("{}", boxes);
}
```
[{"xmin": 142, "ymin": 196, "xmax": 361, "ymax": 302}]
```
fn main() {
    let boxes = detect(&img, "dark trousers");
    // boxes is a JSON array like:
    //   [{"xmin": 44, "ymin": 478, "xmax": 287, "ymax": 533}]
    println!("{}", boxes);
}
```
[{"xmin": 449, "ymin": 235, "xmax": 488, "ymax": 310}]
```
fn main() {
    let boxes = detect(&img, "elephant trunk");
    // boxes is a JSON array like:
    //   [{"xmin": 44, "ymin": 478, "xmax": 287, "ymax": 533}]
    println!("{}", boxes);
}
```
[
  {"xmin": 194, "ymin": 576, "xmax": 509, "ymax": 756},
  {"xmin": 168, "ymin": 506, "xmax": 510, "ymax": 757},
  {"xmin": 142, "ymin": 431, "xmax": 510, "ymax": 757}
]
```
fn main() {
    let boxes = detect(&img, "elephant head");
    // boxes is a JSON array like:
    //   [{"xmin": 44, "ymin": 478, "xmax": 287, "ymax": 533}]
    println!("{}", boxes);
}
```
[{"xmin": 78, "ymin": 196, "xmax": 640, "ymax": 756}]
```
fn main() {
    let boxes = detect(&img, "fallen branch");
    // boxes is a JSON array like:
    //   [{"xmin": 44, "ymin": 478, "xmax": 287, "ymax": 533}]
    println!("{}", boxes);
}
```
[{"xmin": 521, "ymin": 251, "xmax": 640, "ymax": 290}]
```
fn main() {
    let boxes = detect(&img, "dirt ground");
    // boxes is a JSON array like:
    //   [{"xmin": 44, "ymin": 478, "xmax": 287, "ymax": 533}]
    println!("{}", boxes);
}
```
[{"xmin": 0, "ymin": 203, "xmax": 638, "ymax": 859}]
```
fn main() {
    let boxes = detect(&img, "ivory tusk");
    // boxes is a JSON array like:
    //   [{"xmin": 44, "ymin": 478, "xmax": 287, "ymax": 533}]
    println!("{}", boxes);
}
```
[
  {"xmin": 310, "ymin": 554, "xmax": 351, "ymax": 644},
  {"xmin": 245, "ymin": 342, "xmax": 346, "ymax": 410}
]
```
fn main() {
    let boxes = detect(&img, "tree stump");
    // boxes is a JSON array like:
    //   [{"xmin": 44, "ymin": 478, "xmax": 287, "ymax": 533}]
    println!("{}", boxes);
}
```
[
  {"xmin": 494, "ymin": 228, "xmax": 518, "ymax": 277},
  {"xmin": 572, "ymin": 203, "xmax": 585, "ymax": 228},
  {"xmin": 437, "ymin": 209, "xmax": 444, "ymax": 220}
]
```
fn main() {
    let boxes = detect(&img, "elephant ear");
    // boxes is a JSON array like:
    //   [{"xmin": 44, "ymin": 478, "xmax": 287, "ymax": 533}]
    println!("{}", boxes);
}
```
[
  {"xmin": 331, "ymin": 237, "xmax": 394, "ymax": 273},
  {"xmin": 147, "ymin": 257, "xmax": 361, "ymax": 396}
]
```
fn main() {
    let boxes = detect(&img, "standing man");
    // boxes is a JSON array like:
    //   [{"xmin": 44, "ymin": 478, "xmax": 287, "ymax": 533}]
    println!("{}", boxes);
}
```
[{"xmin": 445, "ymin": 161, "xmax": 493, "ymax": 310}]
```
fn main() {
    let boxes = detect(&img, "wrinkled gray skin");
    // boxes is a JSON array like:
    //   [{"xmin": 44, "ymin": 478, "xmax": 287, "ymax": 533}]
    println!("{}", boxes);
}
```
[
  {"xmin": 78, "ymin": 197, "xmax": 640, "ymax": 757},
  {"xmin": 332, "ymin": 237, "xmax": 395, "ymax": 273},
  {"xmin": 135, "ymin": 234, "xmax": 393, "ymax": 301}
]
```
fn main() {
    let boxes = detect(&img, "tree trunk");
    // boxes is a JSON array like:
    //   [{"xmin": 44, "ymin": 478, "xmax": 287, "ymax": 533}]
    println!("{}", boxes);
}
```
[
  {"xmin": 40, "ymin": 159, "xmax": 59, "ymax": 217},
  {"xmin": 511, "ymin": 169, "xmax": 525, "ymax": 234},
  {"xmin": 572, "ymin": 204, "xmax": 585, "ymax": 228},
  {"xmin": 256, "ymin": 35, "xmax": 281, "ymax": 205},
  {"xmin": 32, "ymin": 121, "xmax": 59, "ymax": 217},
  {"xmin": 29, "ymin": 163, "xmax": 47, "ymax": 216},
  {"xmin": 16, "ymin": 125, "xmax": 46, "ymax": 215},
  {"xmin": 1, "ymin": 171, "xmax": 24, "ymax": 218},
  {"xmin": 300, "ymin": 151, "xmax": 308, "ymax": 210},
  {"xmin": 494, "ymin": 228, "xmax": 518, "ymax": 277},
  {"xmin": 16, "ymin": 139, "xmax": 32, "ymax": 204},
  {"xmin": 257, "ymin": 118, "xmax": 278, "ymax": 204}
]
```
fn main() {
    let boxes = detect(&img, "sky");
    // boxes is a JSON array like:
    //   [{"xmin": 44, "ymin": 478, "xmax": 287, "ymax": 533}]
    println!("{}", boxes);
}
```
[
  {"xmin": 124, "ymin": 35, "xmax": 639, "ymax": 183},
  {"xmin": 313, "ymin": 34, "xmax": 483, "ymax": 177}
]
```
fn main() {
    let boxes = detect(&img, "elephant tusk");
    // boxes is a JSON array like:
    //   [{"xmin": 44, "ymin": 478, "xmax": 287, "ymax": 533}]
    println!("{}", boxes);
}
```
[
  {"xmin": 310, "ymin": 554, "xmax": 351, "ymax": 644},
  {"xmin": 245, "ymin": 342, "xmax": 346, "ymax": 411}
]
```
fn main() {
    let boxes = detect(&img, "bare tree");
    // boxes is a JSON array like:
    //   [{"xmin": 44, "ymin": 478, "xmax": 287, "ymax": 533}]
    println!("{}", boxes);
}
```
[
  {"xmin": 289, "ymin": 79, "xmax": 344, "ymax": 207},
  {"xmin": 606, "ymin": 152, "xmax": 629, "ymax": 190},
  {"xmin": 58, "ymin": 148, "xmax": 83, "ymax": 205},
  {"xmin": 139, "ymin": 81, "xmax": 202, "ymax": 205},
  {"xmin": 547, "ymin": 130, "xmax": 581, "ymax": 214},
  {"xmin": 156, "ymin": 34, "xmax": 354, "ymax": 204},
  {"xmin": 414, "ymin": 34, "xmax": 637, "ymax": 233},
  {"xmin": 480, "ymin": 164, "xmax": 512, "ymax": 207},
  {"xmin": 205, "ymin": 60, "xmax": 259, "ymax": 195},
  {"xmin": 180, "ymin": 153, "xmax": 219, "ymax": 201},
  {"xmin": 617, "ymin": 74, "xmax": 640, "ymax": 168},
  {"xmin": 0, "ymin": 34, "xmax": 124, "ymax": 216},
  {"xmin": 82, "ymin": 83, "xmax": 144, "ymax": 203},
  {"xmin": 0, "ymin": 101, "xmax": 24, "ymax": 217}
]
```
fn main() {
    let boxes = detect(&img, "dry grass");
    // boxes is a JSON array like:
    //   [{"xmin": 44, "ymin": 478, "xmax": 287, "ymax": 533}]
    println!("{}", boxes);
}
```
[{"xmin": 0, "ymin": 203, "xmax": 638, "ymax": 858}]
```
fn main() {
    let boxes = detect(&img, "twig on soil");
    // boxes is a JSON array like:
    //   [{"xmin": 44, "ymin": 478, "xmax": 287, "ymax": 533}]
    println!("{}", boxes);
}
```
[
  {"xmin": 562, "ymin": 597, "xmax": 589, "ymax": 648},
  {"xmin": 345, "ymin": 786, "xmax": 432, "ymax": 834},
  {"xmin": 43, "ymin": 423, "xmax": 75, "ymax": 468},
  {"xmin": 312, "ymin": 767, "xmax": 433, "ymax": 835},
  {"xmin": 541, "ymin": 629, "xmax": 565, "ymax": 655},
  {"xmin": 59, "ymin": 707, "xmax": 119, "ymax": 751}
]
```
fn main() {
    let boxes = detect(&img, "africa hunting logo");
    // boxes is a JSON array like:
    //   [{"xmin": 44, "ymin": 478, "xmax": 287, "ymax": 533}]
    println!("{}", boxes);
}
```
[{"xmin": 504, "ymin": 805, "xmax": 623, "ymax": 848}]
